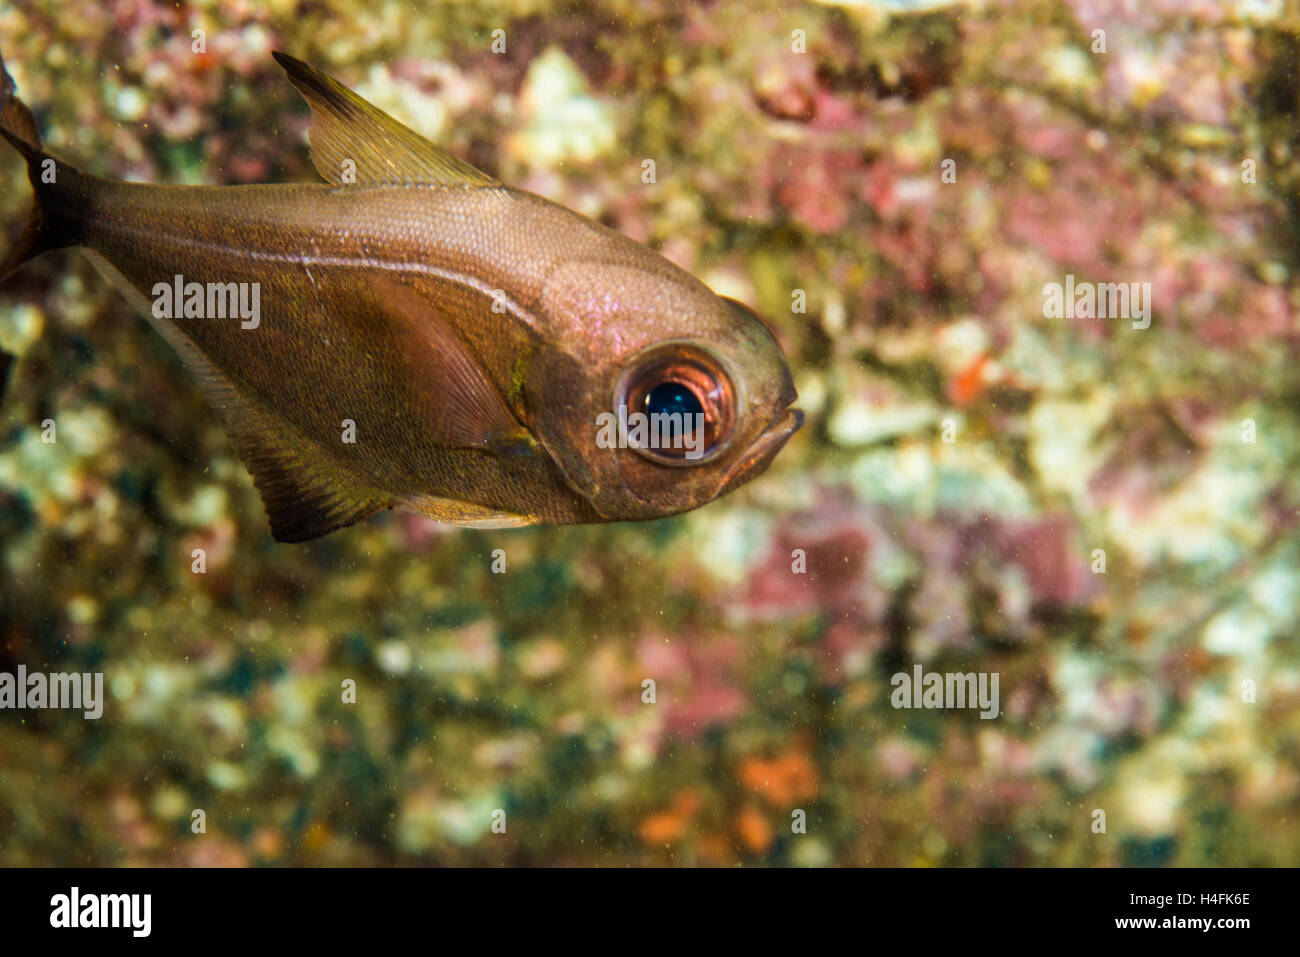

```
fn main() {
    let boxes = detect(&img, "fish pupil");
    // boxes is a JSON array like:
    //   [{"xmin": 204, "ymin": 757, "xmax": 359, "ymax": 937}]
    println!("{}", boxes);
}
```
[{"xmin": 645, "ymin": 381, "xmax": 703, "ymax": 438}]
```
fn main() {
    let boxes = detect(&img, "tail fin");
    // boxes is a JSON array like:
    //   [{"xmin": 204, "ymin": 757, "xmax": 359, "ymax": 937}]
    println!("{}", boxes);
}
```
[{"xmin": 0, "ymin": 51, "xmax": 67, "ymax": 281}]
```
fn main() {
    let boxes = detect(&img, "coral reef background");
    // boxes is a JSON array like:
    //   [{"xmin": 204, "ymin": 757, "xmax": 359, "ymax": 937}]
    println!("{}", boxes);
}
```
[{"xmin": 1, "ymin": 0, "xmax": 1297, "ymax": 866}]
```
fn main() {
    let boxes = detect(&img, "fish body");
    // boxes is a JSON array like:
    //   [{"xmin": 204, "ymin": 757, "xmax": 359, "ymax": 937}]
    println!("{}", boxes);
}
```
[{"xmin": 0, "ymin": 52, "xmax": 801, "ymax": 541}]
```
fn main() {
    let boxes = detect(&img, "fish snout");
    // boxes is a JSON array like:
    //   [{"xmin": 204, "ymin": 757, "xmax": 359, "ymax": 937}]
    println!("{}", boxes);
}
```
[{"xmin": 715, "ymin": 404, "xmax": 803, "ymax": 498}]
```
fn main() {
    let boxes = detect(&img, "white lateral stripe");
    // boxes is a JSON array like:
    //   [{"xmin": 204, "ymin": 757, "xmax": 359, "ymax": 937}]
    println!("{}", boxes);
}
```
[{"xmin": 84, "ymin": 216, "xmax": 541, "ymax": 333}]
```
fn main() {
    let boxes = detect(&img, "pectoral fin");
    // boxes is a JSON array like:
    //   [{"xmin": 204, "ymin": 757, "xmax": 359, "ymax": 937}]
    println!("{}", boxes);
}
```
[
  {"xmin": 273, "ymin": 50, "xmax": 501, "ymax": 189},
  {"xmin": 374, "ymin": 274, "xmax": 526, "ymax": 453}
]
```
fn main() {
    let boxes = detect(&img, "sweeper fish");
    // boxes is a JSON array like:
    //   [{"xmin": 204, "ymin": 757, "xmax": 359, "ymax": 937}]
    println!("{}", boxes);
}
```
[{"xmin": 0, "ymin": 51, "xmax": 801, "ymax": 541}]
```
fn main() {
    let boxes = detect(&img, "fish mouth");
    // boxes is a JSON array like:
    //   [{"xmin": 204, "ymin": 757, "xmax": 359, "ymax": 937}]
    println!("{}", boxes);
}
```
[{"xmin": 716, "ymin": 404, "xmax": 804, "ymax": 497}]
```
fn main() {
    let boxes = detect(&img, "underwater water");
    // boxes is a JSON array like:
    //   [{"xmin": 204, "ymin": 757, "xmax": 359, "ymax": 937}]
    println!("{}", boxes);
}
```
[{"xmin": 0, "ymin": 0, "xmax": 1297, "ymax": 869}]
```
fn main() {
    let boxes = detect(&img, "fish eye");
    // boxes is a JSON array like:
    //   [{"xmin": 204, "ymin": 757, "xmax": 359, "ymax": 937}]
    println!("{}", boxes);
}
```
[{"xmin": 613, "ymin": 343, "xmax": 736, "ymax": 466}]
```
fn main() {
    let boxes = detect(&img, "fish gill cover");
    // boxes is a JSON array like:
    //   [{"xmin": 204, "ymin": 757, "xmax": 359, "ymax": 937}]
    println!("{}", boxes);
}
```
[{"xmin": 0, "ymin": 0, "xmax": 1296, "ymax": 870}]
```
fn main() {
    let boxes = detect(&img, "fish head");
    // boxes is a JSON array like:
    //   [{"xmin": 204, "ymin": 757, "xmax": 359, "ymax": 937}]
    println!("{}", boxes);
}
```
[{"xmin": 526, "ymin": 262, "xmax": 803, "ymax": 520}]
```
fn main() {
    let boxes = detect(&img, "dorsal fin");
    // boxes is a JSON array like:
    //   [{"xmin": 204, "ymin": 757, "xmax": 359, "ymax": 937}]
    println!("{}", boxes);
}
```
[{"xmin": 272, "ymin": 50, "xmax": 501, "ymax": 189}]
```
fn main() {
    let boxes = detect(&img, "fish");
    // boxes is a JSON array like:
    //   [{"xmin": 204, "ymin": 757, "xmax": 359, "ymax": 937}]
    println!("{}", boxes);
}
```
[{"xmin": 0, "ymin": 50, "xmax": 802, "ymax": 542}]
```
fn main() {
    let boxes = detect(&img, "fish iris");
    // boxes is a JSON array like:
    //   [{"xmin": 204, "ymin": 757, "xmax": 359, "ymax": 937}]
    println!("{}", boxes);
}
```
[{"xmin": 614, "ymin": 344, "xmax": 737, "ymax": 466}]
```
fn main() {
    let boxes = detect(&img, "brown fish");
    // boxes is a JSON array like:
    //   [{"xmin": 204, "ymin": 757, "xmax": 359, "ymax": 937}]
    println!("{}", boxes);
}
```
[{"xmin": 0, "ymin": 51, "xmax": 801, "ymax": 541}]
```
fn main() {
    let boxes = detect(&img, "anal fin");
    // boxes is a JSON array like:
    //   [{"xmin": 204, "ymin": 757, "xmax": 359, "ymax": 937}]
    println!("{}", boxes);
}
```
[
  {"xmin": 228, "ymin": 400, "xmax": 391, "ymax": 542},
  {"xmin": 85, "ymin": 250, "xmax": 390, "ymax": 542},
  {"xmin": 177, "ymin": 350, "xmax": 391, "ymax": 542}
]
